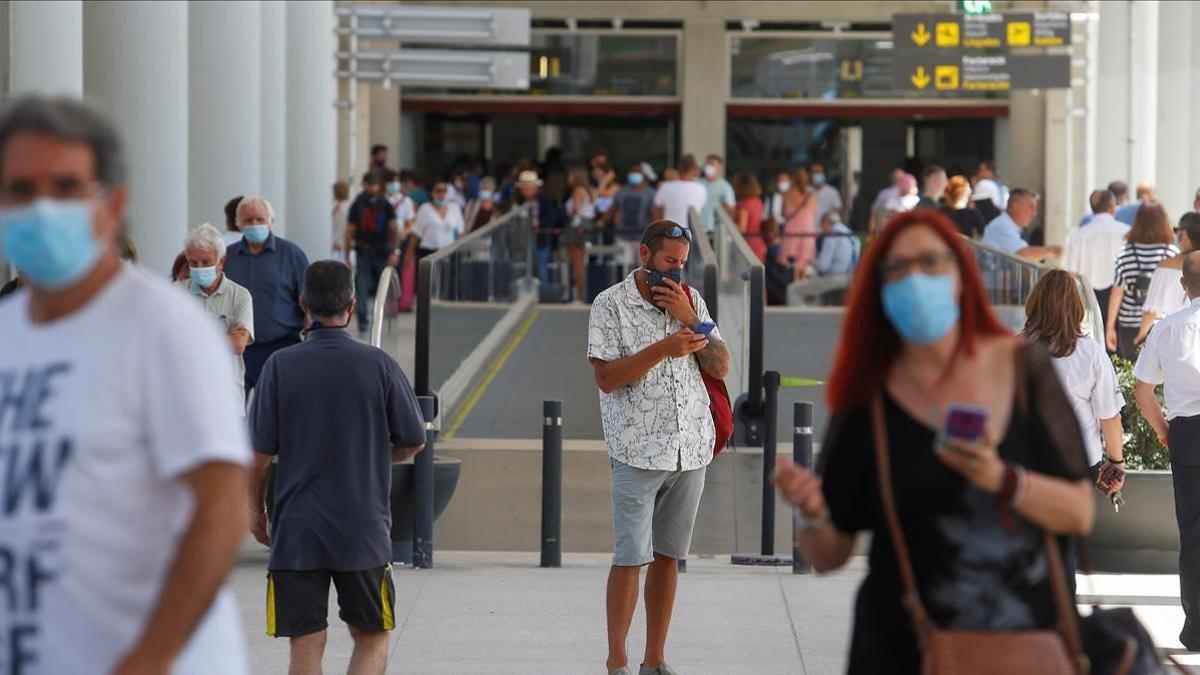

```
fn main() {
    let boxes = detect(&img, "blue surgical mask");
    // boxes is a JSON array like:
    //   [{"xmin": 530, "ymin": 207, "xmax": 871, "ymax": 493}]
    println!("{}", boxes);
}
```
[
  {"xmin": 627, "ymin": 172, "xmax": 644, "ymax": 186},
  {"xmin": 0, "ymin": 198, "xmax": 100, "ymax": 290},
  {"xmin": 478, "ymin": 190, "xmax": 493, "ymax": 201},
  {"xmin": 190, "ymin": 265, "xmax": 218, "ymax": 289},
  {"xmin": 646, "ymin": 266, "xmax": 683, "ymax": 288},
  {"xmin": 811, "ymin": 172, "xmax": 827, "ymax": 186},
  {"xmin": 881, "ymin": 273, "xmax": 960, "ymax": 344},
  {"xmin": 386, "ymin": 182, "xmax": 401, "ymax": 195},
  {"xmin": 242, "ymin": 224, "xmax": 270, "ymax": 245},
  {"xmin": 432, "ymin": 198, "xmax": 446, "ymax": 207}
]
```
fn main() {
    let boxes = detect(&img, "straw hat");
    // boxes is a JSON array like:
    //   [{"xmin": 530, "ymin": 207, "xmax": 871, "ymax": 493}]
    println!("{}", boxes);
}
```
[{"xmin": 516, "ymin": 170, "xmax": 543, "ymax": 187}]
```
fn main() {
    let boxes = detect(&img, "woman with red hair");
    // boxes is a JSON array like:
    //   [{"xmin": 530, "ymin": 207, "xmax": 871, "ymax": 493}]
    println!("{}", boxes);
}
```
[{"xmin": 774, "ymin": 210, "xmax": 1094, "ymax": 673}]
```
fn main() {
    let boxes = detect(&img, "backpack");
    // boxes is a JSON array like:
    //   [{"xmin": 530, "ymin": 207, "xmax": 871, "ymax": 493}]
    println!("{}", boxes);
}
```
[{"xmin": 682, "ymin": 283, "xmax": 734, "ymax": 457}]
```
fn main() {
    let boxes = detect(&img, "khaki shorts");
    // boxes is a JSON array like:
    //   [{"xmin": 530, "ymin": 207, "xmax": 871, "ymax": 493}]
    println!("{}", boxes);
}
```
[{"xmin": 610, "ymin": 458, "xmax": 706, "ymax": 566}]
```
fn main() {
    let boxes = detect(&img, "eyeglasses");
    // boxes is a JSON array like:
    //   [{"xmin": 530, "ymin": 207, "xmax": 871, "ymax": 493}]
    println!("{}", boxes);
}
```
[
  {"xmin": 642, "ymin": 225, "xmax": 693, "ymax": 246},
  {"xmin": 879, "ymin": 250, "xmax": 957, "ymax": 282}
]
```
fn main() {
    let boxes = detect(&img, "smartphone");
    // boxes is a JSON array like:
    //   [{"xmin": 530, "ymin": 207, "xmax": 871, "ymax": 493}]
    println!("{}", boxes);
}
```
[
  {"xmin": 694, "ymin": 321, "xmax": 717, "ymax": 337},
  {"xmin": 939, "ymin": 403, "xmax": 988, "ymax": 449}
]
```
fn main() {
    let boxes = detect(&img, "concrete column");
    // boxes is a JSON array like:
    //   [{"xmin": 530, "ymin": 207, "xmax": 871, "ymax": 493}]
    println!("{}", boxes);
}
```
[
  {"xmin": 9, "ymin": 0, "xmax": 82, "ymax": 95},
  {"xmin": 1007, "ymin": 91, "xmax": 1045, "ymax": 196},
  {"xmin": 681, "ymin": 18, "xmax": 726, "ymax": 162},
  {"xmin": 189, "ymin": 0, "xmax": 261, "ymax": 232},
  {"xmin": 285, "ymin": 0, "xmax": 336, "ymax": 260},
  {"xmin": 1128, "ymin": 0, "xmax": 1159, "ymax": 187},
  {"xmin": 260, "ymin": 0, "xmax": 287, "ymax": 233},
  {"xmin": 369, "ymin": 83, "xmax": 401, "ymax": 174},
  {"xmin": 354, "ymin": 81, "xmax": 371, "ymax": 184},
  {"xmin": 1095, "ymin": 0, "xmax": 1131, "ymax": 187},
  {"xmin": 1043, "ymin": 88, "xmax": 1070, "ymax": 245},
  {"xmin": 1156, "ymin": 0, "xmax": 1194, "ymax": 215},
  {"xmin": 84, "ymin": 0, "xmax": 188, "ymax": 274}
]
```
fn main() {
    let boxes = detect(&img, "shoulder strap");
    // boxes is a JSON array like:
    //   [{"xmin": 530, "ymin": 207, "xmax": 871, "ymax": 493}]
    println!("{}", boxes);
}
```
[{"xmin": 869, "ymin": 394, "xmax": 937, "ymax": 644}]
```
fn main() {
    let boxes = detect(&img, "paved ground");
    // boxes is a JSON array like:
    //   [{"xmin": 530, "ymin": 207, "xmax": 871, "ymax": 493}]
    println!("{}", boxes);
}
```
[{"xmin": 232, "ymin": 545, "xmax": 1200, "ymax": 674}]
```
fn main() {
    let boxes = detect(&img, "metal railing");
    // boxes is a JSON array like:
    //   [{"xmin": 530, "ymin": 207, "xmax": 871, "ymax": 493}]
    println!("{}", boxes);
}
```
[
  {"xmin": 964, "ymin": 237, "xmax": 1048, "ymax": 306},
  {"xmin": 708, "ymin": 207, "xmax": 766, "ymax": 423},
  {"xmin": 686, "ymin": 208, "xmax": 719, "ymax": 317},
  {"xmin": 415, "ymin": 205, "xmax": 537, "ymax": 409}
]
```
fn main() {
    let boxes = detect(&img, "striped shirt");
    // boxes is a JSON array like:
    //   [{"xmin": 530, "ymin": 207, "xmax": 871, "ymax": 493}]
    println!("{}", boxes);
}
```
[{"xmin": 1113, "ymin": 242, "xmax": 1179, "ymax": 327}]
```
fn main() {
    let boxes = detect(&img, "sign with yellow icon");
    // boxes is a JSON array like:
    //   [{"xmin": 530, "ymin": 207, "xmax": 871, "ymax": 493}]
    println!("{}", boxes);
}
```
[
  {"xmin": 893, "ymin": 52, "xmax": 1071, "ymax": 93},
  {"xmin": 892, "ymin": 11, "xmax": 1069, "ymax": 51},
  {"xmin": 1006, "ymin": 21, "xmax": 1031, "ymax": 47}
]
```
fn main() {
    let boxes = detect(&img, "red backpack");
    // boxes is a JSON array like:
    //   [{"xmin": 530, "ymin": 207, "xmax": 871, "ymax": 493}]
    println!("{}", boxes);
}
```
[{"xmin": 682, "ymin": 284, "xmax": 735, "ymax": 457}]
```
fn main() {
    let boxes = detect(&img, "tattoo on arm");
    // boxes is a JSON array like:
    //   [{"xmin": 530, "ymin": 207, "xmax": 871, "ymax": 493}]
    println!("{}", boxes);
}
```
[{"xmin": 695, "ymin": 338, "xmax": 730, "ymax": 378}]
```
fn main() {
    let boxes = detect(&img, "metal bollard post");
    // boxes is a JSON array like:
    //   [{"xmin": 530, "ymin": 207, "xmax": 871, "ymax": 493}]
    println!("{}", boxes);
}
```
[
  {"xmin": 792, "ymin": 402, "xmax": 814, "ymax": 574},
  {"xmin": 413, "ymin": 396, "xmax": 436, "ymax": 569},
  {"xmin": 541, "ymin": 400, "xmax": 563, "ymax": 568},
  {"xmin": 761, "ymin": 371, "xmax": 781, "ymax": 556}
]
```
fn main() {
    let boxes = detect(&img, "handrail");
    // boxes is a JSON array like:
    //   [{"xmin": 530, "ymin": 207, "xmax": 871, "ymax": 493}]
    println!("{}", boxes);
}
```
[
  {"xmin": 370, "ymin": 266, "xmax": 401, "ymax": 348},
  {"xmin": 416, "ymin": 205, "xmax": 535, "ymax": 396},
  {"xmin": 687, "ymin": 207, "xmax": 719, "ymax": 319},
  {"xmin": 962, "ymin": 236, "xmax": 1050, "ymax": 272},
  {"xmin": 713, "ymin": 207, "xmax": 765, "ymax": 417}
]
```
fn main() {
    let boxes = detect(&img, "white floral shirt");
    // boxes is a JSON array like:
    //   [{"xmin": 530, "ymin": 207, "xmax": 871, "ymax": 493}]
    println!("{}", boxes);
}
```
[{"xmin": 587, "ymin": 272, "xmax": 719, "ymax": 471}]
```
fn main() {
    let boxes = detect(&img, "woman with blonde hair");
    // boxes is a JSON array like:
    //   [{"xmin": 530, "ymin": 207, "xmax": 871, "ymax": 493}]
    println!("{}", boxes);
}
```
[
  {"xmin": 939, "ymin": 175, "xmax": 985, "ymax": 239},
  {"xmin": 1024, "ymin": 269, "xmax": 1126, "ymax": 495}
]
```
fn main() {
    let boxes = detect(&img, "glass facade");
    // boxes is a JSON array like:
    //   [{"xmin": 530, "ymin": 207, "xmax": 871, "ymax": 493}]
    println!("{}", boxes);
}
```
[
  {"xmin": 405, "ymin": 32, "xmax": 678, "ymax": 97},
  {"xmin": 729, "ymin": 35, "xmax": 1007, "ymax": 100}
]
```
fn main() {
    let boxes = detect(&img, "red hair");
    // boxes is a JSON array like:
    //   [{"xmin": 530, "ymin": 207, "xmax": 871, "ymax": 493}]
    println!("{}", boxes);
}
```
[{"xmin": 826, "ymin": 209, "xmax": 1010, "ymax": 413}]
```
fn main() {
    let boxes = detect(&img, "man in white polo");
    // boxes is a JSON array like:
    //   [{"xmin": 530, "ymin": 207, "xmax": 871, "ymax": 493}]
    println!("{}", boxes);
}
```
[{"xmin": 588, "ymin": 219, "xmax": 730, "ymax": 675}]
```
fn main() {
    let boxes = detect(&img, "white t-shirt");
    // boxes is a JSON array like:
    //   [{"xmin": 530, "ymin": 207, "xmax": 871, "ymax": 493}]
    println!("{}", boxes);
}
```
[
  {"xmin": 652, "ymin": 179, "xmax": 707, "ymax": 228},
  {"xmin": 973, "ymin": 178, "xmax": 1009, "ymax": 209},
  {"xmin": 412, "ymin": 202, "xmax": 465, "ymax": 251},
  {"xmin": 1134, "ymin": 298, "xmax": 1200, "ymax": 419},
  {"xmin": 1142, "ymin": 266, "xmax": 1187, "ymax": 317},
  {"xmin": 1047, "ymin": 337, "xmax": 1125, "ymax": 466},
  {"xmin": 0, "ymin": 267, "xmax": 250, "ymax": 674},
  {"xmin": 1060, "ymin": 212, "xmax": 1130, "ymax": 290}
]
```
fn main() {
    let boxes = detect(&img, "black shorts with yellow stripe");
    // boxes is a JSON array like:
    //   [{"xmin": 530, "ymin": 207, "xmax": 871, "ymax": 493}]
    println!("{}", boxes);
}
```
[{"xmin": 266, "ymin": 566, "xmax": 396, "ymax": 637}]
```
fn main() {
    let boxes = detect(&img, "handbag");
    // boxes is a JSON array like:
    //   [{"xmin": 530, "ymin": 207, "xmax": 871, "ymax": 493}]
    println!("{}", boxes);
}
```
[
  {"xmin": 682, "ymin": 283, "xmax": 734, "ymax": 457},
  {"xmin": 869, "ymin": 392, "xmax": 1086, "ymax": 675}
]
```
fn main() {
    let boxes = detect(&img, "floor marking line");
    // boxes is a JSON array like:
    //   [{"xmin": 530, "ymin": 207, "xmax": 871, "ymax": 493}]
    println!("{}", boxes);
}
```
[{"xmin": 443, "ymin": 307, "xmax": 540, "ymax": 439}]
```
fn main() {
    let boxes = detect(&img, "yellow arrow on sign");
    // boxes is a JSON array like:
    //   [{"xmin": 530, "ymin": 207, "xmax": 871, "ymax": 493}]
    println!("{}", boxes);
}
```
[
  {"xmin": 911, "ymin": 22, "xmax": 931, "ymax": 46},
  {"xmin": 911, "ymin": 66, "xmax": 931, "ymax": 89}
]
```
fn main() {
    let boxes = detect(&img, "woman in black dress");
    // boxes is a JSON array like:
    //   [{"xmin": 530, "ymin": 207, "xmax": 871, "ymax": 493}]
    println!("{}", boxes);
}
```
[
  {"xmin": 940, "ymin": 175, "xmax": 986, "ymax": 238},
  {"xmin": 774, "ymin": 209, "xmax": 1093, "ymax": 674}
]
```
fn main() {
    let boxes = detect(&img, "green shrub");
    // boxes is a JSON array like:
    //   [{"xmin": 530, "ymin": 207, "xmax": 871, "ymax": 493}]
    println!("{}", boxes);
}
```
[{"xmin": 1111, "ymin": 355, "xmax": 1171, "ymax": 470}]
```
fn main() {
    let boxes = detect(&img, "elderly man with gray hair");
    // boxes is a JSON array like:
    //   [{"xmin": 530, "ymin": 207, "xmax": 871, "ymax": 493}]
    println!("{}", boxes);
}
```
[
  {"xmin": 180, "ymin": 223, "xmax": 255, "ymax": 409},
  {"xmin": 225, "ymin": 194, "xmax": 309, "ymax": 395},
  {"xmin": 786, "ymin": 210, "xmax": 861, "ymax": 306}
]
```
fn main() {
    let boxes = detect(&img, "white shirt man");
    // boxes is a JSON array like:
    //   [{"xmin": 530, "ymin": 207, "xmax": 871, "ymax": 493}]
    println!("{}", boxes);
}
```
[
  {"xmin": 1062, "ymin": 191, "xmax": 1129, "ymax": 324},
  {"xmin": 0, "ymin": 98, "xmax": 250, "ymax": 674},
  {"xmin": 1133, "ymin": 251, "xmax": 1200, "ymax": 649},
  {"xmin": 652, "ymin": 178, "xmax": 707, "ymax": 230}
]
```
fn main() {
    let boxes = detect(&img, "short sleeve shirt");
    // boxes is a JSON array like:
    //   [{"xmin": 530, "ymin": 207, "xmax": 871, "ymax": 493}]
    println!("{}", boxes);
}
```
[
  {"xmin": 1133, "ymin": 299, "xmax": 1200, "ymax": 419},
  {"xmin": 177, "ymin": 275, "xmax": 255, "ymax": 411},
  {"xmin": 980, "ymin": 213, "xmax": 1028, "ymax": 255},
  {"xmin": 698, "ymin": 178, "xmax": 736, "ymax": 231},
  {"xmin": 587, "ymin": 273, "xmax": 719, "ymax": 471},
  {"xmin": 249, "ymin": 329, "xmax": 426, "ymax": 571},
  {"xmin": 0, "ymin": 268, "xmax": 250, "ymax": 674},
  {"xmin": 1046, "ymin": 337, "xmax": 1125, "ymax": 465}
]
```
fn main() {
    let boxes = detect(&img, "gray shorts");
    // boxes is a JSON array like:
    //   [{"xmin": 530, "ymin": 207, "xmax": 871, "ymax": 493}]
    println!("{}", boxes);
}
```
[{"xmin": 610, "ymin": 458, "xmax": 707, "ymax": 567}]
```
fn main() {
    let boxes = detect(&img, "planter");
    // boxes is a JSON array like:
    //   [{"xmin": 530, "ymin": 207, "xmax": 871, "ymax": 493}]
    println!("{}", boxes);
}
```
[
  {"xmin": 1086, "ymin": 470, "xmax": 1179, "ymax": 573},
  {"xmin": 263, "ymin": 457, "xmax": 463, "ymax": 565},
  {"xmin": 389, "ymin": 457, "xmax": 463, "ymax": 565}
]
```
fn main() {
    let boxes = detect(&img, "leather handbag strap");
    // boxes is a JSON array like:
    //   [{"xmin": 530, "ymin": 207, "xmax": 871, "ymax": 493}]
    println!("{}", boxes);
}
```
[{"xmin": 869, "ymin": 394, "xmax": 937, "ymax": 644}]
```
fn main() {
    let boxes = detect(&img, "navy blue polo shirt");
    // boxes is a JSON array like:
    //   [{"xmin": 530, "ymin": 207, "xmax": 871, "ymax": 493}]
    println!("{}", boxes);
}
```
[
  {"xmin": 225, "ymin": 232, "xmax": 309, "ymax": 343},
  {"xmin": 249, "ymin": 328, "xmax": 426, "ymax": 571}
]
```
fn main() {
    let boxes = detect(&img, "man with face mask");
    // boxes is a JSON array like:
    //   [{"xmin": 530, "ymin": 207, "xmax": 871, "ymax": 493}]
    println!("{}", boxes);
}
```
[
  {"xmin": 0, "ymin": 96, "xmax": 250, "ymax": 673},
  {"xmin": 696, "ymin": 154, "xmax": 736, "ymax": 233},
  {"xmin": 346, "ymin": 173, "xmax": 399, "ymax": 334},
  {"xmin": 609, "ymin": 164, "xmax": 657, "ymax": 269},
  {"xmin": 809, "ymin": 161, "xmax": 844, "ymax": 223},
  {"xmin": 588, "ymin": 220, "xmax": 731, "ymax": 675},
  {"xmin": 180, "ymin": 223, "xmax": 255, "ymax": 410},
  {"xmin": 225, "ymin": 194, "xmax": 309, "ymax": 394},
  {"xmin": 248, "ymin": 260, "xmax": 426, "ymax": 674}
]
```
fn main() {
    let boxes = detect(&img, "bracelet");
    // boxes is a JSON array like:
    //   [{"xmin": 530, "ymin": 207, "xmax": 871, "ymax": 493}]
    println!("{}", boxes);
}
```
[
  {"xmin": 1105, "ymin": 456, "xmax": 1125, "ymax": 465},
  {"xmin": 1011, "ymin": 464, "xmax": 1028, "ymax": 508}
]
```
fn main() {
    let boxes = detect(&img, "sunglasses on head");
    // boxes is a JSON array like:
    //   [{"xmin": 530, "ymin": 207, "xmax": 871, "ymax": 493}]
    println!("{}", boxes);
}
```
[{"xmin": 642, "ymin": 225, "xmax": 693, "ymax": 246}]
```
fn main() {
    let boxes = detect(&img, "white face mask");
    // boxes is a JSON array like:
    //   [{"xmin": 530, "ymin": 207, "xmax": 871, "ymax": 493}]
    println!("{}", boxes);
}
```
[
  {"xmin": 777, "ymin": 181, "xmax": 791, "ymax": 193},
  {"xmin": 703, "ymin": 164, "xmax": 718, "ymax": 178}
]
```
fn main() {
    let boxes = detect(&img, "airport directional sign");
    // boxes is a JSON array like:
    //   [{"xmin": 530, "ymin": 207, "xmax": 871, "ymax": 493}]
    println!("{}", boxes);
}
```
[
  {"xmin": 893, "ymin": 52, "xmax": 1071, "ymax": 93},
  {"xmin": 893, "ymin": 11, "xmax": 1071, "ymax": 51}
]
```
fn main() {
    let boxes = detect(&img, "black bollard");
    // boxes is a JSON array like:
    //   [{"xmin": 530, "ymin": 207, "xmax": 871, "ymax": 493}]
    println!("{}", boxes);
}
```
[
  {"xmin": 541, "ymin": 400, "xmax": 563, "ymax": 568},
  {"xmin": 761, "ymin": 371, "xmax": 781, "ymax": 556},
  {"xmin": 792, "ymin": 402, "xmax": 814, "ymax": 574},
  {"xmin": 413, "ymin": 396, "xmax": 436, "ymax": 569}
]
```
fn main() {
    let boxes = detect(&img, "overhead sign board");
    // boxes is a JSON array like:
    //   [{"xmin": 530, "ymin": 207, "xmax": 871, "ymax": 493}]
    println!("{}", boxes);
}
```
[
  {"xmin": 893, "ymin": 12, "xmax": 1071, "ymax": 50},
  {"xmin": 893, "ymin": 52, "xmax": 1071, "ymax": 92},
  {"xmin": 335, "ymin": 5, "xmax": 532, "ymax": 47},
  {"xmin": 336, "ymin": 50, "xmax": 531, "ymax": 90}
]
